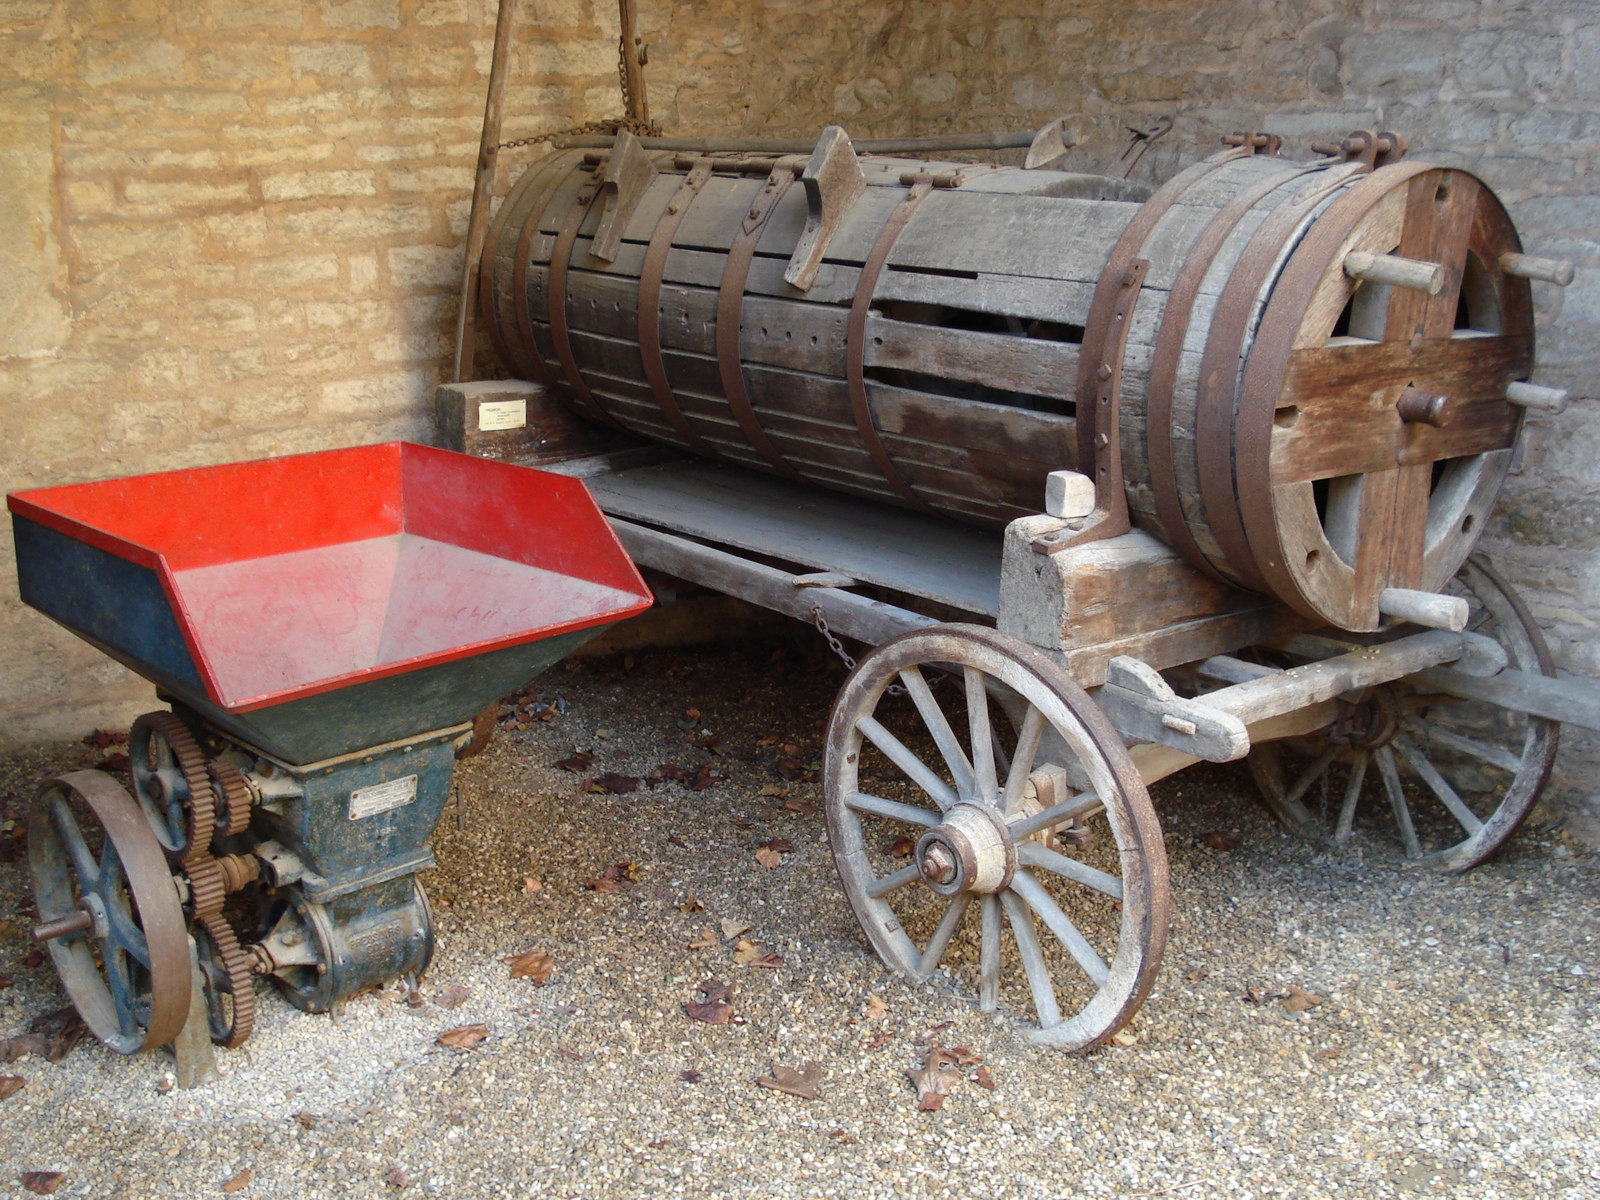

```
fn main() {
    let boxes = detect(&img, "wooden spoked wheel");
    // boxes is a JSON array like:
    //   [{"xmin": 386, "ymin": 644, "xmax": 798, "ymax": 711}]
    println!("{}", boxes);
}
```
[
  {"xmin": 1230, "ymin": 163, "xmax": 1533, "ymax": 630},
  {"xmin": 823, "ymin": 624, "xmax": 1168, "ymax": 1053},
  {"xmin": 28, "ymin": 770, "xmax": 190, "ymax": 1053},
  {"xmin": 1250, "ymin": 557, "xmax": 1558, "ymax": 871}
]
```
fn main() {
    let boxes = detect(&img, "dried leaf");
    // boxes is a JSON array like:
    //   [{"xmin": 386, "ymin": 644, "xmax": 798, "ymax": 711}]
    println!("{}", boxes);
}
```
[
  {"xmin": 21, "ymin": 950, "xmax": 43, "ymax": 969},
  {"xmin": 732, "ymin": 939, "xmax": 759, "ymax": 966},
  {"xmin": 589, "ymin": 773, "xmax": 639, "ymax": 794},
  {"xmin": 433, "ymin": 984, "xmax": 470, "ymax": 1010},
  {"xmin": 384, "ymin": 1168, "xmax": 410, "ymax": 1188},
  {"xmin": 692, "ymin": 733, "xmax": 719, "ymax": 750},
  {"xmin": 686, "ymin": 928, "xmax": 717, "ymax": 950},
  {"xmin": 1201, "ymin": 831, "xmax": 1240, "ymax": 851},
  {"xmin": 436, "ymin": 1024, "xmax": 490, "ymax": 1051},
  {"xmin": 1280, "ymin": 985, "xmax": 1325, "ymax": 1013},
  {"xmin": 554, "ymin": 752, "xmax": 595, "ymax": 773},
  {"xmin": 21, "ymin": 1172, "xmax": 64, "ymax": 1195},
  {"xmin": 648, "ymin": 763, "xmax": 689, "ymax": 785},
  {"xmin": 521, "ymin": 875, "xmax": 543, "ymax": 895},
  {"xmin": 222, "ymin": 1168, "xmax": 251, "ymax": 1193},
  {"xmin": 27, "ymin": 1008, "xmax": 85, "ymax": 1063},
  {"xmin": 718, "ymin": 918, "xmax": 751, "ymax": 940},
  {"xmin": 99, "ymin": 752, "xmax": 130, "ymax": 772},
  {"xmin": 754, "ymin": 846, "xmax": 782, "ymax": 870},
  {"xmin": 947, "ymin": 1045, "xmax": 983, "ymax": 1066},
  {"xmin": 760, "ymin": 837, "xmax": 794, "ymax": 853},
  {"xmin": 502, "ymin": 952, "xmax": 554, "ymax": 984},
  {"xmin": 0, "ymin": 1075, "xmax": 25, "ymax": 1100},
  {"xmin": 756, "ymin": 733, "xmax": 779, "ymax": 746},
  {"xmin": 1242, "ymin": 984, "xmax": 1285, "ymax": 1005},
  {"xmin": 751, "ymin": 952, "xmax": 784, "ymax": 970},
  {"xmin": 294, "ymin": 1112, "xmax": 318, "ymax": 1129},
  {"xmin": 1109, "ymin": 1029, "xmax": 1138, "ymax": 1048},
  {"xmin": 865, "ymin": 995, "xmax": 889, "ymax": 1021},
  {"xmin": 684, "ymin": 979, "xmax": 733, "ymax": 1024},
  {"xmin": 828, "ymin": 1129, "xmax": 858, "ymax": 1145},
  {"xmin": 783, "ymin": 797, "xmax": 815, "ymax": 816},
  {"xmin": 781, "ymin": 743, "xmax": 801, "ymax": 757},
  {"xmin": 907, "ymin": 1050, "xmax": 962, "ymax": 1111},
  {"xmin": 971, "ymin": 1065, "xmax": 996, "ymax": 1090},
  {"xmin": 0, "ymin": 1034, "xmax": 48, "ymax": 1063},
  {"xmin": 684, "ymin": 708, "xmax": 701, "ymax": 721},
  {"xmin": 887, "ymin": 836, "xmax": 916, "ymax": 858},
  {"xmin": 774, "ymin": 757, "xmax": 805, "ymax": 781},
  {"xmin": 1315, "ymin": 1046, "xmax": 1340, "ymax": 1060},
  {"xmin": 1185, "ymin": 966, "xmax": 1209, "ymax": 982},
  {"xmin": 678, "ymin": 1069, "xmax": 701, "ymax": 1083},
  {"xmin": 863, "ymin": 1028, "xmax": 893, "ymax": 1051},
  {"xmin": 586, "ymin": 876, "xmax": 620, "ymax": 893},
  {"xmin": 686, "ymin": 762, "xmax": 725, "ymax": 791},
  {"xmin": 678, "ymin": 891, "xmax": 705, "ymax": 914},
  {"xmin": 756, "ymin": 1060, "xmax": 822, "ymax": 1100},
  {"xmin": 756, "ymin": 784, "xmax": 787, "ymax": 798}
]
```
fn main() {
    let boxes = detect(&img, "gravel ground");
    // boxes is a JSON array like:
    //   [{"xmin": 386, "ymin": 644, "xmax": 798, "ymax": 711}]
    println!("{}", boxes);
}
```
[{"xmin": 0, "ymin": 636, "xmax": 1595, "ymax": 1200}]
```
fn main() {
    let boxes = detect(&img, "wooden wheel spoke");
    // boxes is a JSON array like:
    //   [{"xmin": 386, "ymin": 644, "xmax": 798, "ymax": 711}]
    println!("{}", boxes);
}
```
[
  {"xmin": 964, "ymin": 667, "xmax": 999, "ymax": 804},
  {"xmin": 1016, "ymin": 841, "xmax": 1124, "ymax": 901},
  {"xmin": 1007, "ymin": 870, "xmax": 1111, "ymax": 986},
  {"xmin": 1374, "ymin": 745, "xmax": 1423, "ymax": 857},
  {"xmin": 1008, "ymin": 791, "xmax": 1103, "ymax": 840},
  {"xmin": 1334, "ymin": 749, "xmax": 1369, "ymax": 845},
  {"xmin": 1405, "ymin": 718, "xmax": 1520, "ymax": 773},
  {"xmin": 999, "ymin": 890, "xmax": 1064, "ymax": 1028},
  {"xmin": 1391, "ymin": 734, "xmax": 1485, "ymax": 835},
  {"xmin": 978, "ymin": 895, "xmax": 1001, "ymax": 1012},
  {"xmin": 916, "ymin": 893, "xmax": 972, "ymax": 979},
  {"xmin": 1284, "ymin": 749, "xmax": 1337, "ymax": 808},
  {"xmin": 855, "ymin": 715, "xmax": 958, "ymax": 810},
  {"xmin": 865, "ymin": 863, "xmax": 921, "ymax": 899},
  {"xmin": 845, "ymin": 791, "xmax": 939, "ymax": 827},
  {"xmin": 1000, "ymin": 705, "xmax": 1047, "ymax": 816},
  {"xmin": 898, "ymin": 667, "xmax": 975, "ymax": 800}
]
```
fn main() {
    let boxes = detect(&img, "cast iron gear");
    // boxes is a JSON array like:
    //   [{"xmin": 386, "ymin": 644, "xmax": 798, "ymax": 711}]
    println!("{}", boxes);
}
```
[
  {"xmin": 195, "ymin": 912, "xmax": 256, "ymax": 1048},
  {"xmin": 206, "ymin": 759, "xmax": 255, "ymax": 839},
  {"xmin": 182, "ymin": 856, "xmax": 227, "ymax": 919},
  {"xmin": 128, "ymin": 711, "xmax": 216, "ymax": 863}
]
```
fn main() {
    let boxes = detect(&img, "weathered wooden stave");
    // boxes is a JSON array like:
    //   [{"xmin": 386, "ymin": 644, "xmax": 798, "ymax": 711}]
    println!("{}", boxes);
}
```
[{"xmin": 482, "ymin": 137, "xmax": 1535, "ymax": 631}]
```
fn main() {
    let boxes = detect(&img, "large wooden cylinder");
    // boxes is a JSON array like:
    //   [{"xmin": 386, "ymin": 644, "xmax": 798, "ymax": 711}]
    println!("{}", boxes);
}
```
[{"xmin": 480, "ymin": 132, "xmax": 1535, "ymax": 631}]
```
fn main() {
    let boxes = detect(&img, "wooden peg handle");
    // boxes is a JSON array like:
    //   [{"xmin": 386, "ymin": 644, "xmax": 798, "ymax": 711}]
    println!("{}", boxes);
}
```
[
  {"xmin": 1344, "ymin": 250, "xmax": 1444, "ymax": 294},
  {"xmin": 1499, "ymin": 252, "xmax": 1574, "ymax": 287}
]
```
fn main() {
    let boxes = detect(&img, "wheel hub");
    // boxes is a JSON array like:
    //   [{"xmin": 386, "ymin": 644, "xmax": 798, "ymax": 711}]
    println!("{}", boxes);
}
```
[{"xmin": 914, "ymin": 803, "xmax": 1015, "ymax": 896}]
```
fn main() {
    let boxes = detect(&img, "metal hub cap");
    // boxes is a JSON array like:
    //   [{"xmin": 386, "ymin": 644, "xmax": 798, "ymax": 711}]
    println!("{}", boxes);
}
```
[{"xmin": 914, "ymin": 803, "xmax": 1015, "ymax": 896}]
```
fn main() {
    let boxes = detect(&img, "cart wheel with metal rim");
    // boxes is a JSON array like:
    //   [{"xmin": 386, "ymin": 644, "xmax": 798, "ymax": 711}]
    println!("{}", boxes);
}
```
[
  {"xmin": 27, "ymin": 770, "xmax": 190, "ymax": 1054},
  {"xmin": 1247, "ymin": 556, "xmax": 1558, "ymax": 870},
  {"xmin": 823, "ymin": 624, "xmax": 1169, "ymax": 1053}
]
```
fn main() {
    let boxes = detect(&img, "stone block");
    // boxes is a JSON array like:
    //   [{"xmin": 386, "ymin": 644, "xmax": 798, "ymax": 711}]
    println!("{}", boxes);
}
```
[
  {"xmin": 261, "ymin": 169, "xmax": 378, "ymax": 202},
  {"xmin": 320, "ymin": 0, "xmax": 400, "ymax": 30},
  {"xmin": 0, "ymin": 116, "xmax": 69, "ymax": 356},
  {"xmin": 1343, "ymin": 32, "xmax": 1452, "ymax": 92},
  {"xmin": 388, "ymin": 243, "xmax": 460, "ymax": 288},
  {"xmin": 291, "ymin": 44, "xmax": 374, "ymax": 78},
  {"xmin": 81, "ymin": 37, "xmax": 184, "ymax": 86},
  {"xmin": 123, "ymin": 177, "xmax": 253, "ymax": 209},
  {"xmin": 280, "ymin": 203, "xmax": 435, "ymax": 242}
]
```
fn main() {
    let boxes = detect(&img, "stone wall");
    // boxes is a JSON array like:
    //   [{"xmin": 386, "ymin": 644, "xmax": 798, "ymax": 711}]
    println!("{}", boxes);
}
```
[{"xmin": 3, "ymin": 0, "xmax": 1596, "ymax": 836}]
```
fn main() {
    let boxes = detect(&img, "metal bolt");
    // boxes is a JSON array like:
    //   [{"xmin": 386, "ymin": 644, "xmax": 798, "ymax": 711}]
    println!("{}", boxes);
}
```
[{"xmin": 920, "ymin": 843, "xmax": 957, "ymax": 885}]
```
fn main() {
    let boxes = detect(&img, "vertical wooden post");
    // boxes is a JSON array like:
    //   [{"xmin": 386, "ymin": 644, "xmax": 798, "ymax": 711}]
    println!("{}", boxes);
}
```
[
  {"xmin": 451, "ymin": 0, "xmax": 520, "ymax": 383},
  {"xmin": 618, "ymin": 0, "xmax": 649, "ymax": 127}
]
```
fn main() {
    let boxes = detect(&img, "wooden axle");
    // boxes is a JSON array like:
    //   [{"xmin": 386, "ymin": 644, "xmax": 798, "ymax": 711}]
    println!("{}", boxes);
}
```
[
  {"xmin": 1377, "ymin": 586, "xmax": 1468, "ymax": 631},
  {"xmin": 1343, "ymin": 249, "xmax": 1444, "ymax": 293}
]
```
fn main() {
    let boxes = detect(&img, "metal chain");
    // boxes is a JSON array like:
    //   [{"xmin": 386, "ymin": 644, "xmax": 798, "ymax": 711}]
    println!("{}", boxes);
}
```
[
  {"xmin": 810, "ymin": 604, "xmax": 915, "ymax": 695},
  {"xmin": 494, "ymin": 29, "xmax": 660, "ymax": 153}
]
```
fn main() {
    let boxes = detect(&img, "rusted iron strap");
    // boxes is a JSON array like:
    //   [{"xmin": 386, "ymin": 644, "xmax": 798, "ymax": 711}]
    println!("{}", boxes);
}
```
[
  {"xmin": 547, "ymin": 175, "xmax": 627, "ymax": 430},
  {"xmin": 1041, "ymin": 150, "xmax": 1249, "ymax": 557},
  {"xmin": 475, "ymin": 163, "xmax": 541, "ymax": 372},
  {"xmin": 1192, "ymin": 162, "xmax": 1372, "ymax": 593},
  {"xmin": 715, "ymin": 160, "xmax": 807, "ymax": 481},
  {"xmin": 637, "ymin": 161, "xmax": 723, "ymax": 458},
  {"xmin": 1146, "ymin": 161, "xmax": 1331, "ymax": 581},
  {"xmin": 506, "ymin": 152, "xmax": 586, "ymax": 391},
  {"xmin": 844, "ymin": 176, "xmax": 941, "ymax": 515},
  {"xmin": 1232, "ymin": 161, "xmax": 1441, "ymax": 612}
]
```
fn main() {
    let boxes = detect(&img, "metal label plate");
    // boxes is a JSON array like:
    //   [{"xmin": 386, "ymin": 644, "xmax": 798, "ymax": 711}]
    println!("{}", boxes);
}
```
[
  {"xmin": 478, "ymin": 398, "xmax": 527, "ymax": 431},
  {"xmin": 348, "ymin": 774, "xmax": 418, "ymax": 820}
]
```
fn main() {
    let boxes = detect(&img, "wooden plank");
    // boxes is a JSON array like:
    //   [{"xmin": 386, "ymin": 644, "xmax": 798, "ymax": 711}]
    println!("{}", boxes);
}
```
[
  {"xmin": 1415, "ymin": 665, "xmax": 1600, "ymax": 733},
  {"xmin": 608, "ymin": 517, "xmax": 939, "ymax": 648},
  {"xmin": 864, "ymin": 315, "xmax": 1080, "ymax": 400},
  {"xmin": 1271, "ymin": 335, "xmax": 1528, "ymax": 484},
  {"xmin": 889, "ymin": 191, "xmax": 1136, "ymax": 281},
  {"xmin": 873, "ymin": 268, "xmax": 1095, "ymax": 327},
  {"xmin": 588, "ymin": 459, "xmax": 1005, "ymax": 615}
]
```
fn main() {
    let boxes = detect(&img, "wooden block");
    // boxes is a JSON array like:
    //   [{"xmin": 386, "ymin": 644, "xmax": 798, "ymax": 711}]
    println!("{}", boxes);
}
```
[{"xmin": 433, "ymin": 379, "xmax": 617, "ymax": 464}]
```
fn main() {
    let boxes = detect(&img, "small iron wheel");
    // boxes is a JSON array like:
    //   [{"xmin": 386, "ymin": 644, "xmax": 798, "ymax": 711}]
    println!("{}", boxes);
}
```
[
  {"xmin": 194, "ymin": 912, "xmax": 257, "ymax": 1048},
  {"xmin": 823, "ymin": 624, "xmax": 1169, "ymax": 1053},
  {"xmin": 1250, "ymin": 556, "xmax": 1558, "ymax": 870},
  {"xmin": 28, "ymin": 770, "xmax": 190, "ymax": 1053}
]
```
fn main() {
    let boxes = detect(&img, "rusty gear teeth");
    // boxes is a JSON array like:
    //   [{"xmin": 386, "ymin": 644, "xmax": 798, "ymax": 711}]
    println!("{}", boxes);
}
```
[
  {"xmin": 129, "ymin": 711, "xmax": 216, "ymax": 863},
  {"xmin": 206, "ymin": 760, "xmax": 254, "ymax": 839},
  {"xmin": 196, "ymin": 913, "xmax": 256, "ymax": 1048},
  {"xmin": 182, "ymin": 857, "xmax": 227, "ymax": 918}
]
